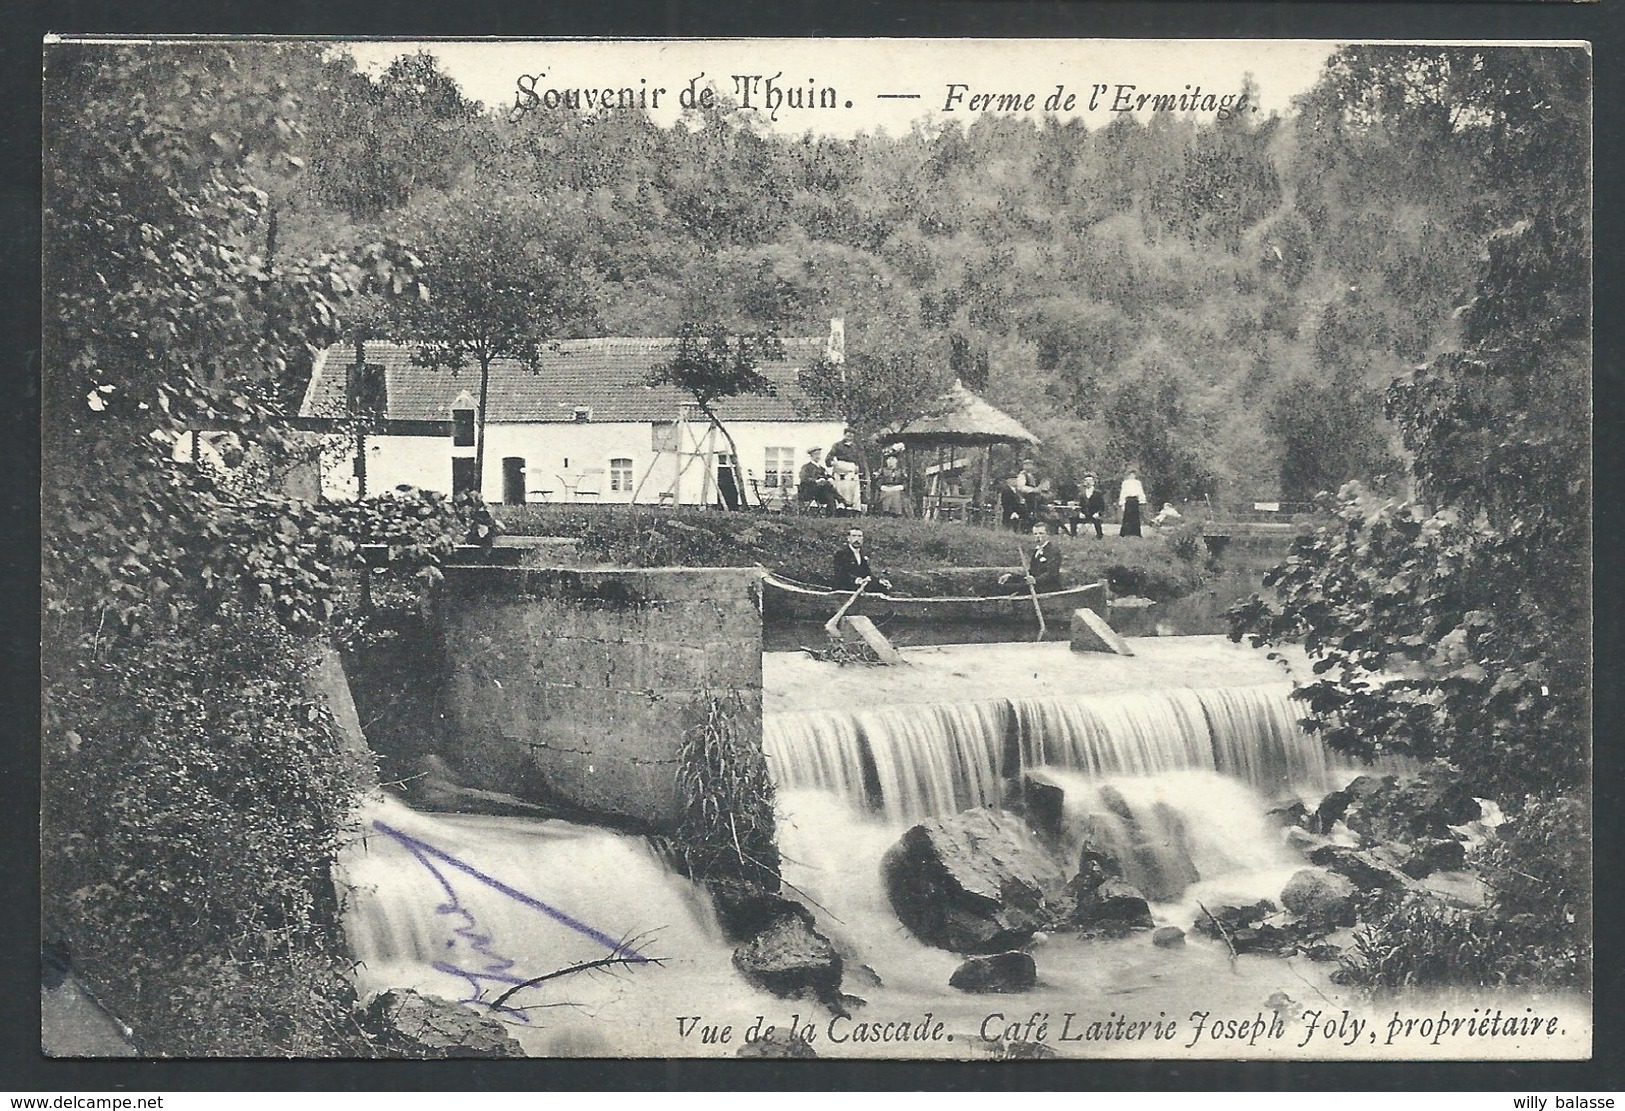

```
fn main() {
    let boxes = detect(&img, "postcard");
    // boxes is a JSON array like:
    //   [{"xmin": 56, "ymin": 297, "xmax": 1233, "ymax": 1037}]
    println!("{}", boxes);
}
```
[{"xmin": 39, "ymin": 36, "xmax": 1591, "ymax": 1062}]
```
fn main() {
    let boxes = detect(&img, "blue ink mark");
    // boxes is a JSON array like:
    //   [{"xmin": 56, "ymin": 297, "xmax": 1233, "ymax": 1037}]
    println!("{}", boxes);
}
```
[{"xmin": 372, "ymin": 819, "xmax": 649, "ymax": 1018}]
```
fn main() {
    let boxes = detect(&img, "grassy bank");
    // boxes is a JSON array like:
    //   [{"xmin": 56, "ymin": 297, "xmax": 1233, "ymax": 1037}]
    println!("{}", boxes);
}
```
[{"xmin": 495, "ymin": 505, "xmax": 1208, "ymax": 600}]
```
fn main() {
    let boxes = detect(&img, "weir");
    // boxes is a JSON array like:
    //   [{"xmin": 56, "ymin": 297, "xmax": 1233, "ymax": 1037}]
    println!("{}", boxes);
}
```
[{"xmin": 765, "ymin": 681, "xmax": 1371, "ymax": 824}]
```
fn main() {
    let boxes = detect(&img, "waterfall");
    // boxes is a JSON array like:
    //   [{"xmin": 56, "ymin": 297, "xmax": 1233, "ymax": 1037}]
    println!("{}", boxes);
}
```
[
  {"xmin": 766, "ymin": 681, "xmax": 1368, "ymax": 819},
  {"xmin": 1015, "ymin": 682, "xmax": 1364, "ymax": 798},
  {"xmin": 342, "ymin": 796, "xmax": 741, "ymax": 1056},
  {"xmin": 765, "ymin": 699, "xmax": 1011, "ymax": 822},
  {"xmin": 1042, "ymin": 769, "xmax": 1305, "ymax": 910}
]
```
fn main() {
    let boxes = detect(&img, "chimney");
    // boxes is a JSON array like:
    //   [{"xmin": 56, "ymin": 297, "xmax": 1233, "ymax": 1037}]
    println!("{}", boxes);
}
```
[{"xmin": 825, "ymin": 317, "xmax": 845, "ymax": 365}]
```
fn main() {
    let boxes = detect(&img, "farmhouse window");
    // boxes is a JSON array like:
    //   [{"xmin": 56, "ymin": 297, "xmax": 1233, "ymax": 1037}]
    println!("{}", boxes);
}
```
[
  {"xmin": 609, "ymin": 458, "xmax": 633, "ymax": 492},
  {"xmin": 763, "ymin": 446, "xmax": 796, "ymax": 489},
  {"xmin": 451, "ymin": 408, "xmax": 476, "ymax": 447}
]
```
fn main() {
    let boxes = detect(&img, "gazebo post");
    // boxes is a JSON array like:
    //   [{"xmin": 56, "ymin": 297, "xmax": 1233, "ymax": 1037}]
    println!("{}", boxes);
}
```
[{"xmin": 979, "ymin": 448, "xmax": 991, "ymax": 529}]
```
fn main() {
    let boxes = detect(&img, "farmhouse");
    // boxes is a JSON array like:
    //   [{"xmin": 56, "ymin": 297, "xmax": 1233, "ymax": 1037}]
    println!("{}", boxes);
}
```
[{"xmin": 298, "ymin": 336, "xmax": 845, "ymax": 507}]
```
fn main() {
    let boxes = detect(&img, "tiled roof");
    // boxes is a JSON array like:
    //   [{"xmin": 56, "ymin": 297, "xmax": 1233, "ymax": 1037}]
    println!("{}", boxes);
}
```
[{"xmin": 299, "ymin": 338, "xmax": 838, "ymax": 424}]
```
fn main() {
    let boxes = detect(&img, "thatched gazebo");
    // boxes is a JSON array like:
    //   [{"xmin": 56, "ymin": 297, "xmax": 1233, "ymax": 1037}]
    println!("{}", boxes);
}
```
[{"xmin": 890, "ymin": 380, "xmax": 1039, "ymax": 520}]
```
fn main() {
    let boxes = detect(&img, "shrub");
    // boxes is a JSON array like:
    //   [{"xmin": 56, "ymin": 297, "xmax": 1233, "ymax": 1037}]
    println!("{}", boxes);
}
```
[
  {"xmin": 1338, "ymin": 792, "xmax": 1590, "ymax": 992},
  {"xmin": 43, "ymin": 604, "xmax": 375, "ymax": 1055}
]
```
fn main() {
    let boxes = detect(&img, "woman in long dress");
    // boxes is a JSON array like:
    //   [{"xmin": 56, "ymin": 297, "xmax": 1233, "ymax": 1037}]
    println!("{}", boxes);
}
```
[
  {"xmin": 1118, "ymin": 469, "xmax": 1146, "ymax": 537},
  {"xmin": 874, "ymin": 453, "xmax": 909, "ymax": 517}
]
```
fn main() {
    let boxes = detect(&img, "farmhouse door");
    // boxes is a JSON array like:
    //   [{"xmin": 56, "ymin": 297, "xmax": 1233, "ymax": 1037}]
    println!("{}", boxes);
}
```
[
  {"xmin": 715, "ymin": 453, "xmax": 741, "ymax": 510},
  {"xmin": 502, "ymin": 457, "xmax": 527, "ymax": 505},
  {"xmin": 452, "ymin": 456, "xmax": 476, "ymax": 497}
]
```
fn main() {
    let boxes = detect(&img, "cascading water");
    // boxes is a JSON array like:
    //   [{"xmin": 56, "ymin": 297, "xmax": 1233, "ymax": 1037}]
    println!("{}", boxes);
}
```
[
  {"xmin": 1015, "ymin": 683, "xmax": 1376, "ymax": 798},
  {"xmin": 765, "ymin": 700, "xmax": 1010, "ymax": 822},
  {"xmin": 343, "ymin": 796, "xmax": 755, "ymax": 1057},
  {"xmin": 767, "ymin": 681, "xmax": 1378, "ymax": 821},
  {"xmin": 343, "ymin": 675, "xmax": 1404, "ymax": 1057},
  {"xmin": 767, "ymin": 681, "xmax": 1399, "ymax": 956}
]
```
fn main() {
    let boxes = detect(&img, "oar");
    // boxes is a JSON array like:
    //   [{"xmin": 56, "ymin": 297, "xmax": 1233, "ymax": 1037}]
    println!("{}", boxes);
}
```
[
  {"xmin": 1018, "ymin": 544, "xmax": 1047, "ymax": 642},
  {"xmin": 825, "ymin": 579, "xmax": 870, "ymax": 636}
]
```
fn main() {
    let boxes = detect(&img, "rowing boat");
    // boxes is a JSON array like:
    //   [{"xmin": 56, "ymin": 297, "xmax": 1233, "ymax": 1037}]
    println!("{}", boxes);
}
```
[{"xmin": 760, "ymin": 571, "xmax": 1109, "ymax": 623}]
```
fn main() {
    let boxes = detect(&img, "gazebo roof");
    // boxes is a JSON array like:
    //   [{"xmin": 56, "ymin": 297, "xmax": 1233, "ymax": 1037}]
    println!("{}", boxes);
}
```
[{"xmin": 892, "ymin": 380, "xmax": 1040, "ymax": 446}]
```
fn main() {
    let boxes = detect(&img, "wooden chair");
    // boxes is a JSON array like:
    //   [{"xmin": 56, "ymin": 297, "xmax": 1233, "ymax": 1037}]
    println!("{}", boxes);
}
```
[
  {"xmin": 574, "ymin": 468, "xmax": 604, "ymax": 501},
  {"xmin": 933, "ymin": 493, "xmax": 973, "ymax": 523}
]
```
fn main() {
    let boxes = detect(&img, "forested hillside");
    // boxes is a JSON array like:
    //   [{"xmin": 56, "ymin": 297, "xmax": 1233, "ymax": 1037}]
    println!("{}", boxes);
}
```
[{"xmin": 246, "ymin": 46, "xmax": 1565, "ymax": 510}]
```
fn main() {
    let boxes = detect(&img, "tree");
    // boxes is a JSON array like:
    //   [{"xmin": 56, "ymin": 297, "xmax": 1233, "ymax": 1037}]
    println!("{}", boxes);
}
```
[
  {"xmin": 1230, "ymin": 46, "xmax": 1590, "ymax": 802},
  {"xmin": 303, "ymin": 51, "xmax": 486, "ymax": 219},
  {"xmin": 648, "ymin": 323, "xmax": 785, "ymax": 506},
  {"xmin": 386, "ymin": 190, "xmax": 601, "ymax": 492},
  {"xmin": 41, "ymin": 42, "xmax": 472, "ymax": 1053}
]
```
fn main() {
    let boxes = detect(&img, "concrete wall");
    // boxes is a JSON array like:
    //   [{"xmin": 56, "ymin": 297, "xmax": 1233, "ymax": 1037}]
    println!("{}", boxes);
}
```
[{"xmin": 436, "ymin": 566, "xmax": 764, "ymax": 829}]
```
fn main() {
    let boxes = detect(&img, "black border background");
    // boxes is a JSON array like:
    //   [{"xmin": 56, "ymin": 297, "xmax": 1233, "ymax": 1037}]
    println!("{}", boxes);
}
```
[{"xmin": 4, "ymin": 0, "xmax": 1619, "ymax": 1093}]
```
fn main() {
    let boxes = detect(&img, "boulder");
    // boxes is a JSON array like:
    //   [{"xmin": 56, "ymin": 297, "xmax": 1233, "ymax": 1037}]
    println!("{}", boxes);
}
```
[
  {"xmin": 1285, "ymin": 826, "xmax": 1334, "ymax": 856},
  {"xmin": 358, "ymin": 990, "xmax": 525, "ymax": 1058},
  {"xmin": 1312, "ymin": 774, "xmax": 1393, "ymax": 834},
  {"xmin": 1226, "ymin": 924, "xmax": 1291, "ymax": 955},
  {"xmin": 1152, "ymin": 926, "xmax": 1187, "ymax": 948},
  {"xmin": 1310, "ymin": 788, "xmax": 1353, "ymax": 834},
  {"xmin": 1400, "ymin": 837, "xmax": 1468, "ymax": 879},
  {"xmin": 1074, "ymin": 878, "xmax": 1154, "ymax": 931},
  {"xmin": 1307, "ymin": 844, "xmax": 1413, "ymax": 893},
  {"xmin": 708, "ymin": 879, "xmax": 813, "ymax": 942},
  {"xmin": 1193, "ymin": 900, "xmax": 1276, "ymax": 940},
  {"xmin": 1344, "ymin": 772, "xmax": 1481, "ymax": 844},
  {"xmin": 736, "ymin": 1030, "xmax": 819, "ymax": 1059},
  {"xmin": 1280, "ymin": 868, "xmax": 1357, "ymax": 926},
  {"xmin": 732, "ymin": 914, "xmax": 843, "ymax": 1002},
  {"xmin": 949, "ymin": 951, "xmax": 1039, "ymax": 994},
  {"xmin": 882, "ymin": 808, "xmax": 1066, "ymax": 953},
  {"xmin": 1022, "ymin": 774, "xmax": 1067, "ymax": 843},
  {"xmin": 1073, "ymin": 841, "xmax": 1124, "ymax": 893}
]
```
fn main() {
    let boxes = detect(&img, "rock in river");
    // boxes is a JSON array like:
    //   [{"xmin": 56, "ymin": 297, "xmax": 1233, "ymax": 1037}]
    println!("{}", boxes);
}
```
[
  {"xmin": 1074, "ymin": 878, "xmax": 1154, "ymax": 931},
  {"xmin": 732, "ymin": 913, "xmax": 843, "ymax": 1002},
  {"xmin": 883, "ymin": 807, "xmax": 1066, "ymax": 953},
  {"xmin": 1280, "ymin": 868, "xmax": 1357, "ymax": 926},
  {"xmin": 950, "ymin": 951, "xmax": 1038, "ymax": 994},
  {"xmin": 358, "ymin": 990, "xmax": 525, "ymax": 1058}
]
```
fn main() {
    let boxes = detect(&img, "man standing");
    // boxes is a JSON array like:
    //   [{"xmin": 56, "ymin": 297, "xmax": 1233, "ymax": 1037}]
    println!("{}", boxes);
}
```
[
  {"xmin": 1078, "ymin": 473, "xmax": 1107, "ymax": 539},
  {"xmin": 833, "ymin": 527, "xmax": 891, "ymax": 592},
  {"xmin": 1013, "ymin": 457, "xmax": 1051, "ymax": 527}
]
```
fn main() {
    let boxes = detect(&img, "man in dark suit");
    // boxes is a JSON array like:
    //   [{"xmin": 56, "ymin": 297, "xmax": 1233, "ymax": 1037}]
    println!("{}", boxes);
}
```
[
  {"xmin": 1001, "ymin": 523, "xmax": 1063, "ymax": 593},
  {"xmin": 1078, "ymin": 473, "xmax": 1107, "ymax": 539},
  {"xmin": 833, "ymin": 527, "xmax": 891, "ymax": 592}
]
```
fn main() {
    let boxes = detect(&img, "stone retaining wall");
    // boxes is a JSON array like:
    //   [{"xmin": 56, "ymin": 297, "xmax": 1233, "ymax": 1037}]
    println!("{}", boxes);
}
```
[{"xmin": 437, "ymin": 566, "xmax": 764, "ymax": 829}]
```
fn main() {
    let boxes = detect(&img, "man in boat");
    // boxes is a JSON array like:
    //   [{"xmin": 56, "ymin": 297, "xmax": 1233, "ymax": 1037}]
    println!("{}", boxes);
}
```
[
  {"xmin": 1000, "ymin": 523, "xmax": 1063, "ymax": 593},
  {"xmin": 833, "ymin": 527, "xmax": 891, "ymax": 592},
  {"xmin": 798, "ymin": 447, "xmax": 840, "ymax": 514}
]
